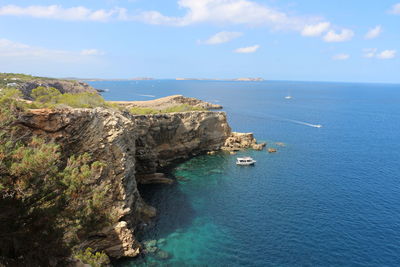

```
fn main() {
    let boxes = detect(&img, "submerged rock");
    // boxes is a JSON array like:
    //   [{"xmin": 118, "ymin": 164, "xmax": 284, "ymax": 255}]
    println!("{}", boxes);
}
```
[
  {"xmin": 143, "ymin": 240, "xmax": 157, "ymax": 248},
  {"xmin": 157, "ymin": 238, "xmax": 166, "ymax": 246},
  {"xmin": 275, "ymin": 142, "xmax": 286, "ymax": 147},
  {"xmin": 146, "ymin": 246, "xmax": 158, "ymax": 254},
  {"xmin": 168, "ymin": 232, "xmax": 181, "ymax": 239},
  {"xmin": 268, "ymin": 148, "xmax": 277, "ymax": 153},
  {"xmin": 154, "ymin": 250, "xmax": 171, "ymax": 260}
]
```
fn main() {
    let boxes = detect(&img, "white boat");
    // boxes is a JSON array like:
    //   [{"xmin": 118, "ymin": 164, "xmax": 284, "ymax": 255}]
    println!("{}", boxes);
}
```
[
  {"xmin": 285, "ymin": 95, "xmax": 292, "ymax": 99},
  {"xmin": 236, "ymin": 157, "xmax": 256, "ymax": 166},
  {"xmin": 313, "ymin": 124, "xmax": 322, "ymax": 128}
]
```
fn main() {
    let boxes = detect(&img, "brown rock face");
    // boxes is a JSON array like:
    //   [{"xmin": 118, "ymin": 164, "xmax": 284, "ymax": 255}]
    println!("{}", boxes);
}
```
[
  {"xmin": 17, "ymin": 107, "xmax": 231, "ymax": 259},
  {"xmin": 111, "ymin": 95, "xmax": 223, "ymax": 110},
  {"xmin": 18, "ymin": 80, "xmax": 98, "ymax": 99},
  {"xmin": 222, "ymin": 132, "xmax": 266, "ymax": 151}
]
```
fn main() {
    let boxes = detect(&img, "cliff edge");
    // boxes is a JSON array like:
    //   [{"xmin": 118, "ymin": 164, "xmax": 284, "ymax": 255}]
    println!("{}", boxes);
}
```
[{"xmin": 17, "ymin": 107, "xmax": 231, "ymax": 259}]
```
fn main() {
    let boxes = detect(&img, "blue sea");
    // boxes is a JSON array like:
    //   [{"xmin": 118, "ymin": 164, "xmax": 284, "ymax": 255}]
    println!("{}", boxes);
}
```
[{"xmin": 89, "ymin": 80, "xmax": 400, "ymax": 266}]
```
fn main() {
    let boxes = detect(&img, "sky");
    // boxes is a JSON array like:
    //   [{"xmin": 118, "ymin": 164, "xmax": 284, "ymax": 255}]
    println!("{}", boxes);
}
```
[{"xmin": 0, "ymin": 0, "xmax": 400, "ymax": 83}]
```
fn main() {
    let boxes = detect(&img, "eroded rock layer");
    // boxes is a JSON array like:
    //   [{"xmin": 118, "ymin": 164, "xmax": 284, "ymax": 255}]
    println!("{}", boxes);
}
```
[{"xmin": 17, "ymin": 107, "xmax": 231, "ymax": 258}]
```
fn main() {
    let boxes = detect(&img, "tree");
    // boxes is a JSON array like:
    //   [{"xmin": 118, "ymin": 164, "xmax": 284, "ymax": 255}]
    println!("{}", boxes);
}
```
[
  {"xmin": 0, "ymin": 88, "xmax": 112, "ymax": 265},
  {"xmin": 31, "ymin": 86, "xmax": 61, "ymax": 103}
]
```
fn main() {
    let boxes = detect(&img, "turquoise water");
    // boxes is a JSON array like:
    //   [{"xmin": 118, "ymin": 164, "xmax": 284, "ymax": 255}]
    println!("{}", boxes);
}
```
[{"xmin": 91, "ymin": 80, "xmax": 400, "ymax": 266}]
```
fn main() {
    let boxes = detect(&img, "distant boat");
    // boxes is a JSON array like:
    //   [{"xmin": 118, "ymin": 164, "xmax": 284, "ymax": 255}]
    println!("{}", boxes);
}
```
[
  {"xmin": 236, "ymin": 157, "xmax": 256, "ymax": 166},
  {"xmin": 313, "ymin": 124, "xmax": 322, "ymax": 128},
  {"xmin": 285, "ymin": 95, "xmax": 292, "ymax": 99}
]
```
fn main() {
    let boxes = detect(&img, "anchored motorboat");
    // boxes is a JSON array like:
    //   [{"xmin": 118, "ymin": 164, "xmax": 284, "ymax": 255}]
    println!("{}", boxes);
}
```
[{"xmin": 236, "ymin": 157, "xmax": 256, "ymax": 166}]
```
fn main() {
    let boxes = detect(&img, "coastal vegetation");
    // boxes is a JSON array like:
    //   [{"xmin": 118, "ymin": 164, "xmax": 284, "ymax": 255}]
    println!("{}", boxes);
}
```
[
  {"xmin": 0, "ymin": 72, "xmax": 59, "ymax": 88},
  {"xmin": 0, "ymin": 77, "xmax": 217, "ymax": 265},
  {"xmin": 0, "ymin": 88, "xmax": 113, "ymax": 266},
  {"xmin": 18, "ymin": 85, "xmax": 207, "ymax": 113},
  {"xmin": 30, "ymin": 86, "xmax": 111, "ymax": 109},
  {"xmin": 129, "ymin": 104, "xmax": 206, "ymax": 115}
]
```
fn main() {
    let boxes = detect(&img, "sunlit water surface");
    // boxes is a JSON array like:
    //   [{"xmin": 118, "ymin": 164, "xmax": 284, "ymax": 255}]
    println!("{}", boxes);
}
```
[{"xmin": 89, "ymin": 80, "xmax": 400, "ymax": 266}]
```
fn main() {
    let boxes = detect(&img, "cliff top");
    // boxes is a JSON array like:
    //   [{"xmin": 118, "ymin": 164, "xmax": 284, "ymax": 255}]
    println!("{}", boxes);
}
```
[
  {"xmin": 0, "ymin": 72, "xmax": 98, "ymax": 99},
  {"xmin": 110, "ymin": 95, "xmax": 222, "ymax": 110}
]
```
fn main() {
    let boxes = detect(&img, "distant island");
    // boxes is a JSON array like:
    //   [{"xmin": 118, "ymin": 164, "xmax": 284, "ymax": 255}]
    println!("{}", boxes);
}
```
[
  {"xmin": 176, "ymin": 77, "xmax": 264, "ymax": 81},
  {"xmin": 58, "ymin": 77, "xmax": 264, "ymax": 82}
]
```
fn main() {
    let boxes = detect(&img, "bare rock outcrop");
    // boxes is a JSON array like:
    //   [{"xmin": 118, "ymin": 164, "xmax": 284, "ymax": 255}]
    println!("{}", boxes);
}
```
[
  {"xmin": 222, "ymin": 132, "xmax": 266, "ymax": 151},
  {"xmin": 17, "ymin": 80, "xmax": 98, "ymax": 99},
  {"xmin": 111, "ymin": 95, "xmax": 223, "ymax": 110}
]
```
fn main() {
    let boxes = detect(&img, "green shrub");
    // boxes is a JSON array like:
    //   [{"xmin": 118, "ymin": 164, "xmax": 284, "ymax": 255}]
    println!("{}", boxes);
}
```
[
  {"xmin": 163, "ymin": 104, "xmax": 205, "ymax": 112},
  {"xmin": 0, "ymin": 91, "xmax": 114, "ymax": 265},
  {"xmin": 74, "ymin": 248, "xmax": 110, "ymax": 267},
  {"xmin": 57, "ymin": 92, "xmax": 108, "ymax": 108},
  {"xmin": 31, "ymin": 86, "xmax": 61, "ymax": 103},
  {"xmin": 129, "ymin": 104, "xmax": 206, "ymax": 115},
  {"xmin": 129, "ymin": 106, "xmax": 160, "ymax": 114},
  {"xmin": 30, "ymin": 86, "xmax": 109, "ymax": 109}
]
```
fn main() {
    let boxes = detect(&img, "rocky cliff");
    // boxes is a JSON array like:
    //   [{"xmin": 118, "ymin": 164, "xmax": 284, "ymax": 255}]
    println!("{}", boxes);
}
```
[
  {"xmin": 17, "ymin": 79, "xmax": 98, "ymax": 99},
  {"xmin": 17, "ymin": 107, "xmax": 231, "ymax": 259},
  {"xmin": 111, "ymin": 95, "xmax": 223, "ymax": 110}
]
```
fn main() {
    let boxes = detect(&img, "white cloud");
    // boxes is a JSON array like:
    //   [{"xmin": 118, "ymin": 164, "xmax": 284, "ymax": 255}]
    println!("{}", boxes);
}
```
[
  {"xmin": 389, "ymin": 3, "xmax": 400, "ymax": 14},
  {"xmin": 0, "ymin": 5, "xmax": 127, "ymax": 21},
  {"xmin": 0, "ymin": 38, "xmax": 105, "ymax": 62},
  {"xmin": 81, "ymin": 49, "xmax": 105, "ymax": 56},
  {"xmin": 201, "ymin": 31, "xmax": 243, "ymax": 45},
  {"xmin": 0, "ymin": 2, "xmax": 352, "ymax": 43},
  {"xmin": 363, "ymin": 48, "xmax": 396, "ymax": 59},
  {"xmin": 134, "ymin": 0, "xmax": 327, "ymax": 34},
  {"xmin": 365, "ymin": 25, "xmax": 382, "ymax": 39},
  {"xmin": 301, "ymin": 22, "xmax": 330, "ymax": 37},
  {"xmin": 234, "ymin": 45, "xmax": 260, "ymax": 53},
  {"xmin": 0, "ymin": 38, "xmax": 68, "ymax": 57},
  {"xmin": 376, "ymin": 50, "xmax": 396, "ymax": 59},
  {"xmin": 323, "ymin": 29, "xmax": 354, "ymax": 42},
  {"xmin": 332, "ymin": 53, "xmax": 350, "ymax": 60},
  {"xmin": 363, "ymin": 48, "xmax": 377, "ymax": 58}
]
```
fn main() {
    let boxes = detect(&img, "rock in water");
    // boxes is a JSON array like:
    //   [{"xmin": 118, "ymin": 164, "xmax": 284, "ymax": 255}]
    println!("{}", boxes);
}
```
[
  {"xmin": 146, "ymin": 246, "xmax": 158, "ymax": 254},
  {"xmin": 252, "ymin": 143, "xmax": 266, "ymax": 150},
  {"xmin": 157, "ymin": 238, "xmax": 167, "ymax": 246},
  {"xmin": 222, "ymin": 132, "xmax": 265, "ymax": 151},
  {"xmin": 268, "ymin": 148, "xmax": 277, "ymax": 153},
  {"xmin": 155, "ymin": 250, "xmax": 171, "ymax": 260},
  {"xmin": 143, "ymin": 240, "xmax": 157, "ymax": 248}
]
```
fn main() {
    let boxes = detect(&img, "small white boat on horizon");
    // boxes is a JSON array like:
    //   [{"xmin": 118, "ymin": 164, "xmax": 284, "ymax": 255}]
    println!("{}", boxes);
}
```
[{"xmin": 236, "ymin": 157, "xmax": 256, "ymax": 166}]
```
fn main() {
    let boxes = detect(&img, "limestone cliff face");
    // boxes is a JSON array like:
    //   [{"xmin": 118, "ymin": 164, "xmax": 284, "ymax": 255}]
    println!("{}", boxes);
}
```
[
  {"xmin": 133, "ymin": 111, "xmax": 230, "ymax": 174},
  {"xmin": 18, "ymin": 80, "xmax": 98, "ymax": 99},
  {"xmin": 17, "ymin": 107, "xmax": 231, "ymax": 258}
]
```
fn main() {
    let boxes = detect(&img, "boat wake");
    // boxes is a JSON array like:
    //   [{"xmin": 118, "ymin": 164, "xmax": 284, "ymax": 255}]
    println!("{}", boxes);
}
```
[
  {"xmin": 285, "ymin": 119, "xmax": 322, "ymax": 128},
  {"xmin": 229, "ymin": 110, "xmax": 323, "ymax": 128}
]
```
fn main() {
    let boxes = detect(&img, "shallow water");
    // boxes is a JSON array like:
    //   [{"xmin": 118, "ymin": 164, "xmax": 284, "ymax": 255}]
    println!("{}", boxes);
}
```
[{"xmin": 91, "ymin": 80, "xmax": 400, "ymax": 266}]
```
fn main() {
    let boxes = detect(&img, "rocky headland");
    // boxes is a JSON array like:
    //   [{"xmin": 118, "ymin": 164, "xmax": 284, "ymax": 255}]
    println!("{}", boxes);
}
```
[
  {"xmin": 110, "ymin": 95, "xmax": 222, "ymax": 110},
  {"xmin": 3, "ymin": 74, "xmax": 263, "ymax": 263},
  {"xmin": 0, "ymin": 73, "xmax": 98, "ymax": 99},
  {"xmin": 15, "ymin": 101, "xmax": 263, "ymax": 261}
]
